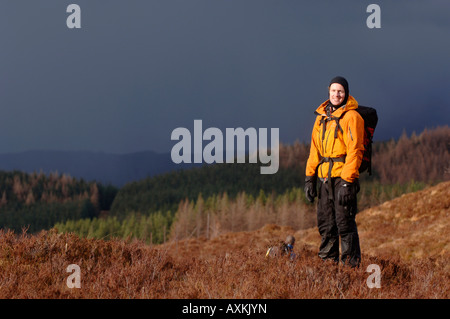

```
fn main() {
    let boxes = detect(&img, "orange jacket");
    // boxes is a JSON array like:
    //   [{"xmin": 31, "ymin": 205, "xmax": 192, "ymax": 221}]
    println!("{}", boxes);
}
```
[{"xmin": 305, "ymin": 95, "xmax": 365, "ymax": 183}]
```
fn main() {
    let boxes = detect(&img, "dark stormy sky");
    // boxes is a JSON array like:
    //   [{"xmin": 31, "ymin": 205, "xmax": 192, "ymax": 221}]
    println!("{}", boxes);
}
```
[{"xmin": 0, "ymin": 0, "xmax": 449, "ymax": 154}]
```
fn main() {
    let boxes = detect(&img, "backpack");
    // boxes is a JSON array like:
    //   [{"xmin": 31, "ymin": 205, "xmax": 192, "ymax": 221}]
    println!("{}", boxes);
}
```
[
  {"xmin": 316, "ymin": 105, "xmax": 378, "ymax": 175},
  {"xmin": 355, "ymin": 105, "xmax": 378, "ymax": 175},
  {"xmin": 265, "ymin": 242, "xmax": 296, "ymax": 260}
]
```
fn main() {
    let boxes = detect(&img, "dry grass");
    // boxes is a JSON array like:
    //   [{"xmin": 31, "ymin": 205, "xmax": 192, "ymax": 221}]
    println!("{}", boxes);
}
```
[{"xmin": 0, "ymin": 182, "xmax": 449, "ymax": 299}]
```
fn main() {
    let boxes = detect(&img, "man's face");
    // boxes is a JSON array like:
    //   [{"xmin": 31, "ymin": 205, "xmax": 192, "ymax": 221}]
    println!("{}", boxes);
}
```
[{"xmin": 329, "ymin": 83, "xmax": 346, "ymax": 106}]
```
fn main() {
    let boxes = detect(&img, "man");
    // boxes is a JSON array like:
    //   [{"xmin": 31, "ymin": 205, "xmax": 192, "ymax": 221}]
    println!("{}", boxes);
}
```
[{"xmin": 304, "ymin": 76, "xmax": 364, "ymax": 267}]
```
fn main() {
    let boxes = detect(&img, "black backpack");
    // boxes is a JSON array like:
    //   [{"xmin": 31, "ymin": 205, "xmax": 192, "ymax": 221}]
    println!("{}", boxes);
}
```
[
  {"xmin": 355, "ymin": 105, "xmax": 378, "ymax": 175},
  {"xmin": 316, "ymin": 105, "xmax": 378, "ymax": 175}
]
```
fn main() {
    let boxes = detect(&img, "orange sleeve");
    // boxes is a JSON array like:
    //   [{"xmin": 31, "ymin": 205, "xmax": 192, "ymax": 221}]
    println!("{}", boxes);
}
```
[
  {"xmin": 305, "ymin": 117, "xmax": 321, "ymax": 177},
  {"xmin": 340, "ymin": 110, "xmax": 365, "ymax": 183}
]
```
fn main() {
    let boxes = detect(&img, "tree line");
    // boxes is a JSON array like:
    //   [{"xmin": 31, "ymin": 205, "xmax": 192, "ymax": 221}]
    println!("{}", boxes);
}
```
[
  {"xmin": 0, "ymin": 170, "xmax": 117, "ymax": 232},
  {"xmin": 55, "ymin": 178, "xmax": 428, "ymax": 244},
  {"xmin": 1, "ymin": 125, "xmax": 448, "ymax": 241},
  {"xmin": 109, "ymin": 125, "xmax": 449, "ymax": 219},
  {"xmin": 109, "ymin": 161, "xmax": 304, "ymax": 218}
]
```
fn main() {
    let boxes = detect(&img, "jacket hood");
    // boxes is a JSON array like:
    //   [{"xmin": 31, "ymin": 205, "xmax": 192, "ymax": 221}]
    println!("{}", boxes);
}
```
[{"xmin": 315, "ymin": 95, "xmax": 358, "ymax": 117}]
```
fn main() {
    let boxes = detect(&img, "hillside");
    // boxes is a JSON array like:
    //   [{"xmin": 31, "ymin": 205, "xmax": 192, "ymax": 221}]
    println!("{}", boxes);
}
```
[
  {"xmin": 0, "ymin": 182, "xmax": 448, "ymax": 299},
  {"xmin": 295, "ymin": 180, "xmax": 450, "ymax": 261},
  {"xmin": 108, "ymin": 125, "xmax": 449, "ymax": 218},
  {"xmin": 0, "ymin": 170, "xmax": 117, "ymax": 233},
  {"xmin": 1, "ymin": 126, "xmax": 447, "ymax": 242}
]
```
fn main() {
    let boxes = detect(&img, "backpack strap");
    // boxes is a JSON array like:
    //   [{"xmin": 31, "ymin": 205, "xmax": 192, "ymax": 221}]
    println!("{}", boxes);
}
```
[
  {"xmin": 332, "ymin": 116, "xmax": 344, "ymax": 138},
  {"xmin": 316, "ymin": 108, "xmax": 345, "ymax": 141},
  {"xmin": 315, "ymin": 156, "xmax": 346, "ymax": 200},
  {"xmin": 314, "ymin": 106, "xmax": 347, "ymax": 200}
]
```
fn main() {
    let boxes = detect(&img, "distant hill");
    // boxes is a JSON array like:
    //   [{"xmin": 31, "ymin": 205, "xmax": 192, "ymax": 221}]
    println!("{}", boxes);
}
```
[
  {"xmin": 0, "ymin": 150, "xmax": 197, "ymax": 187},
  {"xmin": 0, "ymin": 125, "xmax": 447, "ymax": 190},
  {"xmin": 0, "ymin": 170, "xmax": 117, "ymax": 233},
  {"xmin": 108, "ymin": 126, "xmax": 449, "ymax": 218}
]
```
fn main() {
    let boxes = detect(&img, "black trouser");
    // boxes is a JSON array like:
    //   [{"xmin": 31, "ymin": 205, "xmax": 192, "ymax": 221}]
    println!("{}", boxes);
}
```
[{"xmin": 317, "ymin": 177, "xmax": 361, "ymax": 267}]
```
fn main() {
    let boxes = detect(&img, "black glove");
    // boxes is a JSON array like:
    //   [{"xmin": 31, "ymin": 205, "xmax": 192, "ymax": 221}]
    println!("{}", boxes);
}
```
[
  {"xmin": 304, "ymin": 176, "xmax": 317, "ymax": 203},
  {"xmin": 337, "ymin": 179, "xmax": 359, "ymax": 206}
]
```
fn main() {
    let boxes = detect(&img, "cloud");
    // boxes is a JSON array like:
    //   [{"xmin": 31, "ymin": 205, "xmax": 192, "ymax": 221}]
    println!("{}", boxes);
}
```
[{"xmin": 0, "ymin": 1, "xmax": 448, "ymax": 153}]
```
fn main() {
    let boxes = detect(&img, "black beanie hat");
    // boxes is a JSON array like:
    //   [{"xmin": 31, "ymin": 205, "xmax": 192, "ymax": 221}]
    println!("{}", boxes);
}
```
[{"xmin": 329, "ymin": 76, "xmax": 349, "ymax": 107}]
